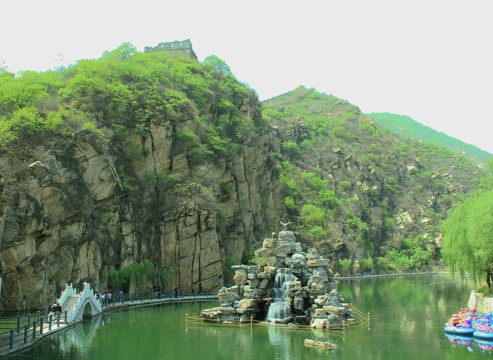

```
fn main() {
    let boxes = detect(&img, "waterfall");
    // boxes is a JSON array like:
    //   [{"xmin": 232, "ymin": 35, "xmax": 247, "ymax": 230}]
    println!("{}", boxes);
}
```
[{"xmin": 267, "ymin": 269, "xmax": 296, "ymax": 323}]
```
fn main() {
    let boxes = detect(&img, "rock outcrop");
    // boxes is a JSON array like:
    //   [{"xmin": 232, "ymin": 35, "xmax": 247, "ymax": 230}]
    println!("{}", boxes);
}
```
[{"xmin": 201, "ymin": 230, "xmax": 352, "ymax": 326}]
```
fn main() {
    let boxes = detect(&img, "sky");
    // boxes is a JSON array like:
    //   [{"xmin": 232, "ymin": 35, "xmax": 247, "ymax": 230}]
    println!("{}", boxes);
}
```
[{"xmin": 1, "ymin": 0, "xmax": 492, "ymax": 154}]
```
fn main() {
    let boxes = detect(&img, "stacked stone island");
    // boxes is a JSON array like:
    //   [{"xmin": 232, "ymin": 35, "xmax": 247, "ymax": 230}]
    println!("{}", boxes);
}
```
[{"xmin": 201, "ymin": 230, "xmax": 352, "ymax": 328}]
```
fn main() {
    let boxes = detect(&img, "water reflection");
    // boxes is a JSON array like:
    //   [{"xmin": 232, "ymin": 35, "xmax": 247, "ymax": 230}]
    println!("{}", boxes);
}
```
[
  {"xmin": 445, "ymin": 334, "xmax": 475, "ymax": 353},
  {"xmin": 475, "ymin": 339, "xmax": 493, "ymax": 354},
  {"xmin": 56, "ymin": 314, "xmax": 102, "ymax": 357},
  {"xmin": 444, "ymin": 334, "xmax": 493, "ymax": 354},
  {"xmin": 8, "ymin": 314, "xmax": 102, "ymax": 360}
]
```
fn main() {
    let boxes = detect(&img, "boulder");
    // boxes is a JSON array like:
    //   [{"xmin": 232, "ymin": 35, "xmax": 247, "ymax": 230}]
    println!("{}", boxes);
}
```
[
  {"xmin": 327, "ymin": 289, "xmax": 342, "ymax": 307},
  {"xmin": 304, "ymin": 339, "xmax": 336, "ymax": 351},
  {"xmin": 291, "ymin": 253, "xmax": 306, "ymax": 268},
  {"xmin": 233, "ymin": 269, "xmax": 248, "ymax": 286},
  {"xmin": 310, "ymin": 318, "xmax": 327, "ymax": 329}
]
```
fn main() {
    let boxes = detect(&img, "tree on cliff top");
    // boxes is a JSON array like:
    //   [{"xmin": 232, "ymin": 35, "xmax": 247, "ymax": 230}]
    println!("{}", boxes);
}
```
[{"xmin": 441, "ymin": 189, "xmax": 493, "ymax": 289}]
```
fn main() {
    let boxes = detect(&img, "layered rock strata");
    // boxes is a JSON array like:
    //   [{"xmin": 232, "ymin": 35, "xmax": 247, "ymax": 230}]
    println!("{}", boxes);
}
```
[{"xmin": 0, "ymin": 93, "xmax": 281, "ymax": 310}]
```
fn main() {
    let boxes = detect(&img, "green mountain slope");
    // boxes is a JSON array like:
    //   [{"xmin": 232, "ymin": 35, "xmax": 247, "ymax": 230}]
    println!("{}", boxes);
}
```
[
  {"xmin": 263, "ymin": 86, "xmax": 484, "ymax": 272},
  {"xmin": 368, "ymin": 112, "xmax": 492, "ymax": 168}
]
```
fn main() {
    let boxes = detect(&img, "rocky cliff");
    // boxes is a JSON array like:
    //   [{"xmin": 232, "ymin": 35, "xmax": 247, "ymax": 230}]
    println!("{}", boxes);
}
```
[{"xmin": 0, "ymin": 50, "xmax": 282, "ymax": 310}]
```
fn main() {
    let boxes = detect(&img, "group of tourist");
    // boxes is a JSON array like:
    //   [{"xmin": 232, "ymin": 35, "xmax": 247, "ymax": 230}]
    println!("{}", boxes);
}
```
[
  {"xmin": 50, "ymin": 302, "xmax": 62, "ymax": 313},
  {"xmin": 96, "ymin": 291, "xmax": 112, "ymax": 307},
  {"xmin": 172, "ymin": 287, "xmax": 184, "ymax": 298}
]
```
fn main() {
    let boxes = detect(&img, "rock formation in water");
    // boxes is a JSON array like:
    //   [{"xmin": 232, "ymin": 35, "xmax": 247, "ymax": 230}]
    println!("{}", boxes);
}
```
[
  {"xmin": 303, "ymin": 339, "xmax": 337, "ymax": 351},
  {"xmin": 201, "ymin": 230, "xmax": 352, "ymax": 327}
]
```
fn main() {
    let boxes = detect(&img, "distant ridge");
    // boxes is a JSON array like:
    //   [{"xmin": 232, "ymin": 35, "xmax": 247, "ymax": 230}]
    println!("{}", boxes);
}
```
[{"xmin": 368, "ymin": 112, "xmax": 492, "ymax": 168}]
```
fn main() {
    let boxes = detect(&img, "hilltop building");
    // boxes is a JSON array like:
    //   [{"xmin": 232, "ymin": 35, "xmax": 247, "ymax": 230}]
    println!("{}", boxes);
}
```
[{"xmin": 144, "ymin": 39, "xmax": 197, "ymax": 60}]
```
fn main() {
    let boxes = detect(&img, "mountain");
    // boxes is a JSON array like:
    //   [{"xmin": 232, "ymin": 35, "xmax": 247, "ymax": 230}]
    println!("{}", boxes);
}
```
[
  {"xmin": 262, "ymin": 86, "xmax": 483, "ymax": 271},
  {"xmin": 368, "ymin": 112, "xmax": 492, "ymax": 168},
  {"xmin": 0, "ymin": 45, "xmax": 485, "ymax": 310}
]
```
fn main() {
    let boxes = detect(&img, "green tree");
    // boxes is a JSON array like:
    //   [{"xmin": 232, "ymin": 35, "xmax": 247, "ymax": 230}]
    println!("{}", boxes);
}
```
[
  {"xmin": 160, "ymin": 264, "xmax": 178, "ymax": 291},
  {"xmin": 300, "ymin": 204, "xmax": 325, "ymax": 226},
  {"xmin": 133, "ymin": 259, "xmax": 154, "ymax": 291},
  {"xmin": 441, "ymin": 190, "xmax": 493, "ymax": 288},
  {"xmin": 339, "ymin": 258, "xmax": 352, "ymax": 275},
  {"xmin": 360, "ymin": 258, "xmax": 374, "ymax": 272},
  {"xmin": 101, "ymin": 42, "xmax": 137, "ymax": 61},
  {"xmin": 281, "ymin": 141, "xmax": 301, "ymax": 158},
  {"xmin": 203, "ymin": 55, "xmax": 233, "ymax": 77},
  {"xmin": 108, "ymin": 266, "xmax": 133, "ymax": 291},
  {"xmin": 309, "ymin": 225, "xmax": 327, "ymax": 240}
]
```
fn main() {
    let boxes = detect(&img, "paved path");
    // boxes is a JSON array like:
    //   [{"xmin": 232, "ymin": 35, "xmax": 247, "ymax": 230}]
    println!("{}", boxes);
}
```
[
  {"xmin": 0, "ymin": 318, "xmax": 69, "ymax": 357},
  {"xmin": 100, "ymin": 294, "xmax": 218, "ymax": 313},
  {"xmin": 337, "ymin": 272, "xmax": 437, "ymax": 280}
]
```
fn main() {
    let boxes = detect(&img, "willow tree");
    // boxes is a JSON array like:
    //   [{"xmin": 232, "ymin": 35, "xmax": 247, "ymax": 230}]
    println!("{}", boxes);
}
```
[{"xmin": 441, "ymin": 189, "xmax": 493, "ymax": 288}]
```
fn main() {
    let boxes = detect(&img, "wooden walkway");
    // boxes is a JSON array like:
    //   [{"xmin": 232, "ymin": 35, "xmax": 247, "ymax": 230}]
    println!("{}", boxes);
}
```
[{"xmin": 0, "ymin": 294, "xmax": 218, "ymax": 357}]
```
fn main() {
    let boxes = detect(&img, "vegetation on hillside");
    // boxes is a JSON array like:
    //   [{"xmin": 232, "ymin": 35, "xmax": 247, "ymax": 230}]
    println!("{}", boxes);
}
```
[
  {"xmin": 0, "ymin": 43, "xmax": 259, "ymax": 149},
  {"xmin": 262, "ymin": 87, "xmax": 483, "ymax": 274},
  {"xmin": 0, "ymin": 43, "xmax": 262, "ymax": 211},
  {"xmin": 368, "ymin": 112, "xmax": 492, "ymax": 168}
]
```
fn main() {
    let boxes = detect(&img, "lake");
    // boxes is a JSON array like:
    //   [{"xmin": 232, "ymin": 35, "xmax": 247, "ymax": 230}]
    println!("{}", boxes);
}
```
[{"xmin": 5, "ymin": 275, "xmax": 492, "ymax": 359}]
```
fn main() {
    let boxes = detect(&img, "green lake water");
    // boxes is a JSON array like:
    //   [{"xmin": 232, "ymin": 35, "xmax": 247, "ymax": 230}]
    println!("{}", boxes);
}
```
[{"xmin": 4, "ymin": 275, "xmax": 492, "ymax": 359}]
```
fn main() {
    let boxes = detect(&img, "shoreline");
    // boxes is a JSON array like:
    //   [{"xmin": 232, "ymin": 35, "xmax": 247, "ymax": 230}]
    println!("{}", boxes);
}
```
[
  {"xmin": 0, "ymin": 294, "xmax": 218, "ymax": 357},
  {"xmin": 336, "ymin": 271, "xmax": 438, "ymax": 280}
]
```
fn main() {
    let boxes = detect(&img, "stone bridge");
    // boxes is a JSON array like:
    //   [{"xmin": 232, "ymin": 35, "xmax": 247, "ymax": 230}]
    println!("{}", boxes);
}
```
[{"xmin": 56, "ymin": 282, "xmax": 102, "ymax": 324}]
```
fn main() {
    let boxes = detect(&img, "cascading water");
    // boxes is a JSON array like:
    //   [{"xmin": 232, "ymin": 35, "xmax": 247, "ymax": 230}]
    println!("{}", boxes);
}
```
[{"xmin": 267, "ymin": 269, "xmax": 297, "ymax": 323}]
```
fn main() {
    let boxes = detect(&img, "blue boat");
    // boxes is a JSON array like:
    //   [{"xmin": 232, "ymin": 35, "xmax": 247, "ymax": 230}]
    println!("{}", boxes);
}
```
[
  {"xmin": 444, "ymin": 326, "xmax": 475, "ymax": 335},
  {"xmin": 473, "ymin": 330, "xmax": 493, "ymax": 340}
]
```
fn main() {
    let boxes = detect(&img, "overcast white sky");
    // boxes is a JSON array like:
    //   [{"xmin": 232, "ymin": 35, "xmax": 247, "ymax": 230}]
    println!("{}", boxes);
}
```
[{"xmin": 1, "ymin": 0, "xmax": 492, "ymax": 154}]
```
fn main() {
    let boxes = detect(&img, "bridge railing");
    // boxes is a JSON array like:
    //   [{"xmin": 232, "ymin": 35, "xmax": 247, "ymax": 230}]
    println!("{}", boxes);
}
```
[
  {"xmin": 67, "ymin": 282, "xmax": 101, "ymax": 323},
  {"xmin": 57, "ymin": 283, "xmax": 76, "ymax": 310}
]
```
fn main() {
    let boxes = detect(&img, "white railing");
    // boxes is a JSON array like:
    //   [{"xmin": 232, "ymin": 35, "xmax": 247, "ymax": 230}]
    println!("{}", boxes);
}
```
[{"xmin": 58, "ymin": 283, "xmax": 77, "ymax": 309}]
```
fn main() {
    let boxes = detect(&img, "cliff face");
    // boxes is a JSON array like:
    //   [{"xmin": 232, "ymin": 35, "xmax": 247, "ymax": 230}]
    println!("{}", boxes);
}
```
[{"xmin": 0, "ymin": 85, "xmax": 281, "ymax": 311}]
